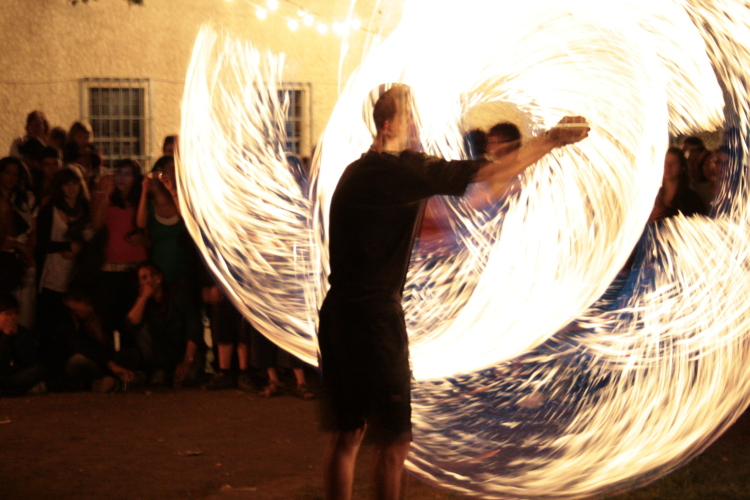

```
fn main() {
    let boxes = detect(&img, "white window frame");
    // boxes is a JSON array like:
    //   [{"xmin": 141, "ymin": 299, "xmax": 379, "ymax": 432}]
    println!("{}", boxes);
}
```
[{"xmin": 80, "ymin": 78, "xmax": 153, "ymax": 170}]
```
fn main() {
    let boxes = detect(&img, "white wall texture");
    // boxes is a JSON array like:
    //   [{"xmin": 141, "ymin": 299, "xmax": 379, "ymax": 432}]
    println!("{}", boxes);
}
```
[{"xmin": 0, "ymin": 0, "xmax": 371, "ymax": 161}]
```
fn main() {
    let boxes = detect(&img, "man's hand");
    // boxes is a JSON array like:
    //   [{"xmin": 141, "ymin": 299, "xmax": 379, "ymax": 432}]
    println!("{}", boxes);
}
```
[{"xmin": 546, "ymin": 116, "xmax": 590, "ymax": 148}]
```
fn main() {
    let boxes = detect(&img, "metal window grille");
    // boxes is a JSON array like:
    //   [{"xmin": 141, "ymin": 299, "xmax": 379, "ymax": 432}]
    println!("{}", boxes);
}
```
[
  {"xmin": 278, "ymin": 83, "xmax": 312, "ymax": 157},
  {"xmin": 80, "ymin": 78, "xmax": 152, "ymax": 170}
]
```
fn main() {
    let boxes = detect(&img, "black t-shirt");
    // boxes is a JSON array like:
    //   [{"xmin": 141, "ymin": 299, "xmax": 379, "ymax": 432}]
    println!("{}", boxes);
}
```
[{"xmin": 326, "ymin": 149, "xmax": 481, "ymax": 301}]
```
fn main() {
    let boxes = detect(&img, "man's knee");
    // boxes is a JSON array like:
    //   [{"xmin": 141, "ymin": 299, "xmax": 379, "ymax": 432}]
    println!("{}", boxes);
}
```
[{"xmin": 330, "ymin": 426, "xmax": 367, "ymax": 455}]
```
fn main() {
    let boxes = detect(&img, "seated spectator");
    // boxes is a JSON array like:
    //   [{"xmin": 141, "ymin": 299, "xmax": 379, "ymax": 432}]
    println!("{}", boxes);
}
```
[
  {"xmin": 124, "ymin": 262, "xmax": 205, "ymax": 388},
  {"xmin": 0, "ymin": 294, "xmax": 45, "ymax": 396},
  {"xmin": 91, "ymin": 159, "xmax": 148, "ymax": 341},
  {"xmin": 9, "ymin": 110, "xmax": 49, "ymax": 159},
  {"xmin": 649, "ymin": 147, "xmax": 708, "ymax": 222},
  {"xmin": 60, "ymin": 283, "xmax": 139, "ymax": 393}
]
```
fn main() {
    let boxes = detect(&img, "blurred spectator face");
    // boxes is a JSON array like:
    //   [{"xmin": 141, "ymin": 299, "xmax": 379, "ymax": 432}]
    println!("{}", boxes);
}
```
[
  {"xmin": 41, "ymin": 156, "xmax": 60, "ymax": 179},
  {"xmin": 0, "ymin": 307, "xmax": 19, "ymax": 335},
  {"xmin": 0, "ymin": 162, "xmax": 20, "ymax": 192},
  {"xmin": 115, "ymin": 165, "xmax": 135, "ymax": 194},
  {"xmin": 62, "ymin": 180, "xmax": 81, "ymax": 201},
  {"xmin": 705, "ymin": 151, "xmax": 729, "ymax": 184},
  {"xmin": 26, "ymin": 112, "xmax": 48, "ymax": 140},
  {"xmin": 664, "ymin": 151, "xmax": 681, "ymax": 183},
  {"xmin": 72, "ymin": 129, "xmax": 91, "ymax": 147},
  {"xmin": 138, "ymin": 265, "xmax": 163, "ymax": 293}
]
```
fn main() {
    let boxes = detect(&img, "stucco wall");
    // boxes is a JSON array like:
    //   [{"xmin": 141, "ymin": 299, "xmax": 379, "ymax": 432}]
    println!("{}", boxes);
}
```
[{"xmin": 0, "ymin": 0, "xmax": 369, "ymax": 161}]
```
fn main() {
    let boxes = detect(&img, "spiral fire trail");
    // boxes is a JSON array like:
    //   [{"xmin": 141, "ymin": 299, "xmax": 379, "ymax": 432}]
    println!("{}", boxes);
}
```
[{"xmin": 180, "ymin": 1, "xmax": 750, "ymax": 498}]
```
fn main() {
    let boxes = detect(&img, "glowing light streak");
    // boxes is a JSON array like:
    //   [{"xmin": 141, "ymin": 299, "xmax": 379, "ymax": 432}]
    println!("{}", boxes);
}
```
[{"xmin": 180, "ymin": 0, "xmax": 750, "ymax": 497}]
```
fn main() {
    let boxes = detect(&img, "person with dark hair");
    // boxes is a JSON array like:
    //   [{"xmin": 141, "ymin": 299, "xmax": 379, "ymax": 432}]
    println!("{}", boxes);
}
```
[
  {"xmin": 48, "ymin": 126, "xmax": 67, "ymax": 152},
  {"xmin": 36, "ymin": 146, "xmax": 62, "ymax": 207},
  {"xmin": 35, "ymin": 168, "xmax": 92, "ymax": 369},
  {"xmin": 680, "ymin": 136, "xmax": 705, "ymax": 155},
  {"xmin": 59, "ymin": 283, "xmax": 138, "ymax": 393},
  {"xmin": 680, "ymin": 135, "xmax": 711, "ymax": 195},
  {"xmin": 318, "ymin": 83, "xmax": 588, "ymax": 500},
  {"xmin": 0, "ymin": 293, "xmax": 46, "ymax": 396},
  {"xmin": 466, "ymin": 129, "xmax": 487, "ymax": 160},
  {"xmin": 703, "ymin": 146, "xmax": 731, "ymax": 207},
  {"xmin": 0, "ymin": 157, "xmax": 35, "ymax": 298},
  {"xmin": 124, "ymin": 262, "xmax": 204, "ymax": 388},
  {"xmin": 137, "ymin": 155, "xmax": 197, "ymax": 287},
  {"xmin": 162, "ymin": 135, "xmax": 178, "ymax": 156},
  {"xmin": 18, "ymin": 137, "xmax": 46, "ymax": 193},
  {"xmin": 91, "ymin": 158, "xmax": 148, "ymax": 342},
  {"xmin": 63, "ymin": 121, "xmax": 101, "ymax": 192},
  {"xmin": 9, "ymin": 110, "xmax": 50, "ymax": 159},
  {"xmin": 650, "ymin": 147, "xmax": 708, "ymax": 223},
  {"xmin": 486, "ymin": 122, "xmax": 522, "ymax": 159}
]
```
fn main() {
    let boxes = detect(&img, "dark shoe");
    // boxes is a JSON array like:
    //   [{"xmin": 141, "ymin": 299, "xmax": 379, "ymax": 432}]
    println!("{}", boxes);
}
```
[
  {"xmin": 92, "ymin": 376, "xmax": 118, "ymax": 394},
  {"xmin": 259, "ymin": 380, "xmax": 283, "ymax": 397},
  {"xmin": 203, "ymin": 372, "xmax": 234, "ymax": 391},
  {"xmin": 294, "ymin": 383, "xmax": 315, "ymax": 400},
  {"xmin": 237, "ymin": 372, "xmax": 254, "ymax": 393}
]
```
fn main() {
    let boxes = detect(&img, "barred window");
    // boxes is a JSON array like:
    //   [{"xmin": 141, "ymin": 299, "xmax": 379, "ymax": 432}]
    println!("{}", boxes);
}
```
[
  {"xmin": 278, "ymin": 83, "xmax": 312, "ymax": 157},
  {"xmin": 80, "ymin": 78, "xmax": 152, "ymax": 170}
]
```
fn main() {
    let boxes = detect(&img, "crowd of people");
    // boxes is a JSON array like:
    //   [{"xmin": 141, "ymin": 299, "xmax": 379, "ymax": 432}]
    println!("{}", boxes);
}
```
[
  {"xmin": 0, "ymin": 109, "xmax": 737, "ymax": 399},
  {"xmin": 0, "ymin": 110, "xmax": 315, "ymax": 398}
]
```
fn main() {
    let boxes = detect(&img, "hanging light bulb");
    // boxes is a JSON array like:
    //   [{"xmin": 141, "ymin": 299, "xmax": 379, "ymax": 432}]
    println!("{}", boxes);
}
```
[
  {"xmin": 316, "ymin": 23, "xmax": 328, "ymax": 35},
  {"xmin": 266, "ymin": 0, "xmax": 279, "ymax": 11},
  {"xmin": 256, "ymin": 7, "xmax": 267, "ymax": 19},
  {"xmin": 303, "ymin": 14, "xmax": 314, "ymax": 26},
  {"xmin": 287, "ymin": 19, "xmax": 299, "ymax": 31},
  {"xmin": 350, "ymin": 17, "xmax": 362, "ymax": 30}
]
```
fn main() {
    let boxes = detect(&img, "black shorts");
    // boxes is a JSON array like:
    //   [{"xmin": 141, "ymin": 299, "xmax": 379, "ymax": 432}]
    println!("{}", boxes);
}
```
[
  {"xmin": 211, "ymin": 300, "xmax": 252, "ymax": 345},
  {"xmin": 318, "ymin": 296, "xmax": 412, "ymax": 441}
]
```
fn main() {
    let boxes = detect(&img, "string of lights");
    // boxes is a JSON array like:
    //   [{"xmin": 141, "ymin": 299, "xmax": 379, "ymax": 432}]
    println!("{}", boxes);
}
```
[{"xmin": 226, "ymin": 0, "xmax": 364, "ymax": 36}]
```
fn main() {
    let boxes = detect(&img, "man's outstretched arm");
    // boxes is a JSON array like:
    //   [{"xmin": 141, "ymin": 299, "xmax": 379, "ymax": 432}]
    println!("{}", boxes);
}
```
[{"xmin": 475, "ymin": 116, "xmax": 589, "ymax": 197}]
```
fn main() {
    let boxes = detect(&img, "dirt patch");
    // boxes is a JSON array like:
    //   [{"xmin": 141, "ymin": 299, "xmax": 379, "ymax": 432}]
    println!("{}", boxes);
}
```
[{"xmin": 0, "ymin": 382, "xmax": 748, "ymax": 499}]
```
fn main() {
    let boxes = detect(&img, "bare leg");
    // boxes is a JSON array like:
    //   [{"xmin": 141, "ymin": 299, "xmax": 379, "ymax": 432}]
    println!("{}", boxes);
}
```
[
  {"xmin": 236, "ymin": 343, "xmax": 248, "ymax": 371},
  {"xmin": 324, "ymin": 426, "xmax": 367, "ymax": 500},
  {"xmin": 293, "ymin": 367, "xmax": 306, "ymax": 386},
  {"xmin": 373, "ymin": 434, "xmax": 411, "ymax": 500},
  {"xmin": 267, "ymin": 367, "xmax": 280, "ymax": 383},
  {"xmin": 217, "ymin": 344, "xmax": 234, "ymax": 370}
]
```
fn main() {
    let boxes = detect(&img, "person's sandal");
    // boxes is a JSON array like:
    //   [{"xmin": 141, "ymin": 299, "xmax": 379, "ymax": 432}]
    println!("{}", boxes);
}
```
[
  {"xmin": 259, "ymin": 380, "xmax": 283, "ymax": 397},
  {"xmin": 294, "ymin": 383, "xmax": 315, "ymax": 400}
]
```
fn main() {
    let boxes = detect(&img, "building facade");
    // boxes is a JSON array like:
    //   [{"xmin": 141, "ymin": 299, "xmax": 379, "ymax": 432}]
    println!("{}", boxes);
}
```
[{"xmin": 0, "ymin": 0, "xmax": 370, "ymax": 166}]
